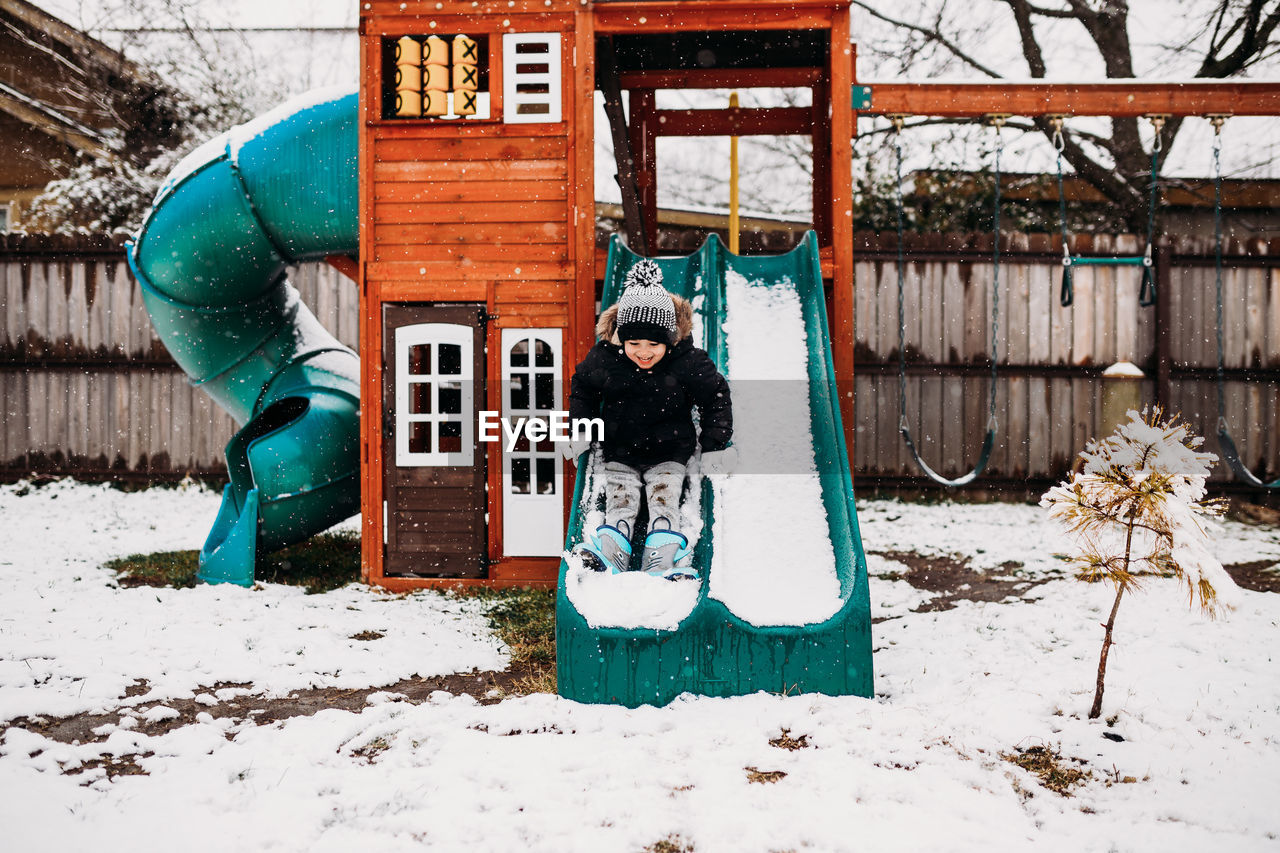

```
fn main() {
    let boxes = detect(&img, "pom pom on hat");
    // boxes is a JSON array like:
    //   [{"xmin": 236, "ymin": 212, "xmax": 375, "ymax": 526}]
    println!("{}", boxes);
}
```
[
  {"xmin": 624, "ymin": 258, "xmax": 664, "ymax": 290},
  {"xmin": 616, "ymin": 259, "xmax": 677, "ymax": 346}
]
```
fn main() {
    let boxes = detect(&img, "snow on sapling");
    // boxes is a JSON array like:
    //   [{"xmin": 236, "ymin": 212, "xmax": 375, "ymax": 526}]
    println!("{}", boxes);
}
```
[{"xmin": 1040, "ymin": 408, "xmax": 1238, "ymax": 720}]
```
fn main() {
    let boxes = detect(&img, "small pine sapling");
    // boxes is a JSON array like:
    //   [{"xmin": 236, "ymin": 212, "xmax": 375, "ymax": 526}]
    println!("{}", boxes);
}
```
[{"xmin": 1040, "ymin": 408, "xmax": 1237, "ymax": 719}]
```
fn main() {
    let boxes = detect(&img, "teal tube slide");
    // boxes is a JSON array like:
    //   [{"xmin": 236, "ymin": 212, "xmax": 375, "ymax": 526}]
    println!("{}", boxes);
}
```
[
  {"xmin": 556, "ymin": 232, "xmax": 874, "ymax": 706},
  {"xmin": 126, "ymin": 88, "xmax": 361, "ymax": 586}
]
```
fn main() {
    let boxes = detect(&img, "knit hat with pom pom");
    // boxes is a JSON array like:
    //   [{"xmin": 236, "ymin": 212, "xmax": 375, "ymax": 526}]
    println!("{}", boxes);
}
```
[{"xmin": 616, "ymin": 259, "xmax": 677, "ymax": 345}]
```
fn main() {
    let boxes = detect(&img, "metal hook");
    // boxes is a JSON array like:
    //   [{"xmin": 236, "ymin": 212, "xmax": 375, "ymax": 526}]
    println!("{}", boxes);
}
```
[
  {"xmin": 1145, "ymin": 114, "xmax": 1169, "ymax": 153},
  {"xmin": 1047, "ymin": 115, "xmax": 1066, "ymax": 152}
]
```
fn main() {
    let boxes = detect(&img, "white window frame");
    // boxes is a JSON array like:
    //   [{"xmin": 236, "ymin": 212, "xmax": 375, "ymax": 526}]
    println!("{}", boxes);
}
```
[
  {"xmin": 395, "ymin": 323, "xmax": 475, "ymax": 467},
  {"xmin": 501, "ymin": 328, "xmax": 563, "ymax": 556},
  {"xmin": 502, "ymin": 33, "xmax": 562, "ymax": 124}
]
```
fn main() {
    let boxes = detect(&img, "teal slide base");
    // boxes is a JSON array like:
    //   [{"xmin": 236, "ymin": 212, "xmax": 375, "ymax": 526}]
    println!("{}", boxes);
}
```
[
  {"xmin": 556, "ymin": 233, "xmax": 874, "ymax": 707},
  {"xmin": 128, "ymin": 89, "xmax": 361, "ymax": 586},
  {"xmin": 199, "ymin": 486, "xmax": 260, "ymax": 587}
]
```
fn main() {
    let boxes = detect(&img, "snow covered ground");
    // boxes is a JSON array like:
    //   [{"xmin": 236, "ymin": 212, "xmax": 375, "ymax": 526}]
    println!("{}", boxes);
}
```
[{"xmin": 3, "ymin": 479, "xmax": 1280, "ymax": 852}]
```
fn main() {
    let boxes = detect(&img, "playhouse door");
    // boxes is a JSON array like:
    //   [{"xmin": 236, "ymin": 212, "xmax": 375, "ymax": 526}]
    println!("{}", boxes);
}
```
[{"xmin": 382, "ymin": 304, "xmax": 487, "ymax": 577}]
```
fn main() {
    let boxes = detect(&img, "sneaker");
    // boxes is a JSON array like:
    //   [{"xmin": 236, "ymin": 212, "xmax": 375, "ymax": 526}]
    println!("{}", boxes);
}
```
[
  {"xmin": 576, "ymin": 521, "xmax": 633, "ymax": 574},
  {"xmin": 641, "ymin": 518, "xmax": 694, "ymax": 580}
]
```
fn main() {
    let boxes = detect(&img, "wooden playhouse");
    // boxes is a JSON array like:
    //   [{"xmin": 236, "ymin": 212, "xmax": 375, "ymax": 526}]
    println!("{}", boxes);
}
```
[{"xmin": 356, "ymin": 0, "xmax": 857, "ymax": 589}]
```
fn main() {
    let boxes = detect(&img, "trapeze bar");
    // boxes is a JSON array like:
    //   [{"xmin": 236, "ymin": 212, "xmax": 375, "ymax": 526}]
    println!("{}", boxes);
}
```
[{"xmin": 1065, "ymin": 256, "xmax": 1147, "ymax": 267}]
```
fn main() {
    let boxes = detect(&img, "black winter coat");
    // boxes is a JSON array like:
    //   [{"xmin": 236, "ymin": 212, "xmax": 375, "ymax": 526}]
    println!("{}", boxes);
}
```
[{"xmin": 569, "ymin": 336, "xmax": 732, "ymax": 469}]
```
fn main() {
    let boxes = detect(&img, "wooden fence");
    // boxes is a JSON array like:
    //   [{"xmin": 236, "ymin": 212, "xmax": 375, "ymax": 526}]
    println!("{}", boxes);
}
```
[
  {"xmin": 0, "ymin": 238, "xmax": 357, "ymax": 481},
  {"xmin": 2, "ymin": 233, "xmax": 1277, "ymax": 491},
  {"xmin": 852, "ymin": 232, "xmax": 1280, "ymax": 490}
]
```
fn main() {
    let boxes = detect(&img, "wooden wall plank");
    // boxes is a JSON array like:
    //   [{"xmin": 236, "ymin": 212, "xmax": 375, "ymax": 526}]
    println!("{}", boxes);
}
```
[
  {"xmin": 373, "ymin": 160, "xmax": 568, "ymax": 183},
  {"xmin": 374, "ymin": 135, "xmax": 568, "ymax": 162},
  {"xmin": 375, "ymin": 222, "xmax": 570, "ymax": 246},
  {"xmin": 374, "ymin": 180, "xmax": 568, "ymax": 203},
  {"xmin": 367, "ymin": 260, "xmax": 571, "ymax": 282},
  {"xmin": 374, "ymin": 200, "xmax": 567, "ymax": 224}
]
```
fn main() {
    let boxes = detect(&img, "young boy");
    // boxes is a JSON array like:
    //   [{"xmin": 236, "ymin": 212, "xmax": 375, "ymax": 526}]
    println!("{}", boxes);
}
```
[{"xmin": 565, "ymin": 259, "xmax": 733, "ymax": 580}]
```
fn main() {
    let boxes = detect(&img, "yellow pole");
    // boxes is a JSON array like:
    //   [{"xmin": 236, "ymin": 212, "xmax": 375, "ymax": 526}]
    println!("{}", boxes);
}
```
[{"xmin": 729, "ymin": 91, "xmax": 739, "ymax": 255}]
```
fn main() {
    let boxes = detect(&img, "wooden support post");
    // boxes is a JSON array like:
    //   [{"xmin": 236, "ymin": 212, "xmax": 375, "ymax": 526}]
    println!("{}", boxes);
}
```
[
  {"xmin": 811, "ymin": 73, "xmax": 832, "ymax": 246},
  {"xmin": 629, "ymin": 89, "xmax": 659, "ymax": 257},
  {"xmin": 829, "ymin": 8, "xmax": 856, "ymax": 461}
]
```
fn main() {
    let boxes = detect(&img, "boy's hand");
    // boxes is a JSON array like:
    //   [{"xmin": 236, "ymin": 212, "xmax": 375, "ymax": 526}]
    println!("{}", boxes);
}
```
[
  {"xmin": 560, "ymin": 439, "xmax": 593, "ymax": 466},
  {"xmin": 700, "ymin": 446, "xmax": 738, "ymax": 476}
]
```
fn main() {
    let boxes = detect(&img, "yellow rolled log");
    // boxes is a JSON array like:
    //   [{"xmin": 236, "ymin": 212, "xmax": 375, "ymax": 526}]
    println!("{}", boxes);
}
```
[
  {"xmin": 423, "ymin": 89, "xmax": 449, "ymax": 116},
  {"xmin": 423, "ymin": 35, "xmax": 448, "ymax": 66},
  {"xmin": 454, "ymin": 89, "xmax": 479, "ymax": 116},
  {"xmin": 452, "ymin": 63, "xmax": 479, "ymax": 91},
  {"xmin": 394, "ymin": 63, "xmax": 422, "ymax": 92},
  {"xmin": 395, "ymin": 89, "xmax": 422, "ymax": 117},
  {"xmin": 423, "ymin": 63, "xmax": 449, "ymax": 92},
  {"xmin": 453, "ymin": 35, "xmax": 479, "ymax": 65},
  {"xmin": 394, "ymin": 36, "xmax": 421, "ymax": 66}
]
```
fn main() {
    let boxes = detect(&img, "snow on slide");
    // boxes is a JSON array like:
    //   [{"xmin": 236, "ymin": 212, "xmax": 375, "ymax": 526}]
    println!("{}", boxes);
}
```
[
  {"xmin": 709, "ymin": 270, "xmax": 841, "ymax": 626},
  {"xmin": 564, "ymin": 267, "xmax": 843, "ymax": 630}
]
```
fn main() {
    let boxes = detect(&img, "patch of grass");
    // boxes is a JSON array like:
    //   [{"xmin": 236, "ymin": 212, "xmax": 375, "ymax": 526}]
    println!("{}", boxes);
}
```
[
  {"xmin": 461, "ymin": 587, "xmax": 557, "ymax": 695},
  {"xmin": 106, "ymin": 530, "xmax": 361, "ymax": 594},
  {"xmin": 352, "ymin": 736, "xmax": 392, "ymax": 763},
  {"xmin": 770, "ymin": 729, "xmax": 811, "ymax": 751},
  {"xmin": 1003, "ymin": 744, "xmax": 1092, "ymax": 796},
  {"xmin": 108, "ymin": 550, "xmax": 200, "ymax": 589},
  {"xmin": 645, "ymin": 837, "xmax": 694, "ymax": 853},
  {"xmin": 745, "ymin": 766, "xmax": 788, "ymax": 784},
  {"xmin": 256, "ymin": 531, "xmax": 361, "ymax": 593}
]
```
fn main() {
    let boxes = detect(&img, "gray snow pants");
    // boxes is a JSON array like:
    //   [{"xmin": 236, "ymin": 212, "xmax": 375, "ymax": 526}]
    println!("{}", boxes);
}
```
[{"xmin": 603, "ymin": 460, "xmax": 686, "ymax": 538}]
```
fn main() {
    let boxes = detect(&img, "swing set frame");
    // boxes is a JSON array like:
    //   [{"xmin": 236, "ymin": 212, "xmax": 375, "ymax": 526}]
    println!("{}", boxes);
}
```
[{"xmin": 856, "ymin": 78, "xmax": 1280, "ymax": 488}]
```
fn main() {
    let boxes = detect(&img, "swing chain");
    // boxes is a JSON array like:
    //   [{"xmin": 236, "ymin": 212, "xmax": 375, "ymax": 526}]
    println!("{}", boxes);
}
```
[
  {"xmin": 1137, "ymin": 114, "xmax": 1168, "ymax": 307},
  {"xmin": 1047, "ymin": 115, "xmax": 1074, "ymax": 305},
  {"xmin": 1206, "ymin": 115, "xmax": 1278, "ymax": 488},
  {"xmin": 1212, "ymin": 114, "xmax": 1227, "ymax": 425},
  {"xmin": 989, "ymin": 117, "xmax": 1002, "ymax": 429},
  {"xmin": 892, "ymin": 118, "xmax": 910, "ymax": 433}
]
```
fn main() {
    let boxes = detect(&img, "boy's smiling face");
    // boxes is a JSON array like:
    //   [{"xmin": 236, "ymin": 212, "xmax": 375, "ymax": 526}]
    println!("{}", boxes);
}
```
[{"xmin": 623, "ymin": 339, "xmax": 666, "ymax": 370}]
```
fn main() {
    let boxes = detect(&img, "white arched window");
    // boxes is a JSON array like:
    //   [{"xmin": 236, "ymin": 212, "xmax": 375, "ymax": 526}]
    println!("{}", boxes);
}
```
[
  {"xmin": 394, "ymin": 323, "xmax": 475, "ymax": 467},
  {"xmin": 501, "ymin": 328, "xmax": 563, "ymax": 555}
]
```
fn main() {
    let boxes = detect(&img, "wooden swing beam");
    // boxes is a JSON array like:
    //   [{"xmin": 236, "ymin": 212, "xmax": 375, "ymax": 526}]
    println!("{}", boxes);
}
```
[{"xmin": 858, "ymin": 80, "xmax": 1280, "ymax": 118}]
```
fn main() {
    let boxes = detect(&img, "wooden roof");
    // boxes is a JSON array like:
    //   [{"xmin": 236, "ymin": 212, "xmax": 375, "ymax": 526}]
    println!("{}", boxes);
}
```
[{"xmin": 0, "ymin": 0, "xmax": 164, "ymax": 158}]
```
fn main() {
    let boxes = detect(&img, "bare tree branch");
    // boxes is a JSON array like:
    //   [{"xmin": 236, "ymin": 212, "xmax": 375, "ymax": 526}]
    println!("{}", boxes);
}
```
[
  {"xmin": 998, "ymin": 0, "xmax": 1049, "ymax": 76},
  {"xmin": 850, "ymin": 1, "xmax": 1006, "ymax": 78},
  {"xmin": 1198, "ymin": 0, "xmax": 1280, "ymax": 76}
]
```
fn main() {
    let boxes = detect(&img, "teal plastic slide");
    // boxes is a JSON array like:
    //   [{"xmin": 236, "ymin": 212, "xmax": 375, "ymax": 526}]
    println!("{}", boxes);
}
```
[
  {"xmin": 556, "ymin": 232, "xmax": 874, "ymax": 706},
  {"xmin": 127, "ymin": 88, "xmax": 362, "ymax": 586}
]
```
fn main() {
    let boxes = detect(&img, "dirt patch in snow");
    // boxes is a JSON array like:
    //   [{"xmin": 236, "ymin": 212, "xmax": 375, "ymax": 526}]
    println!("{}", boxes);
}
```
[
  {"xmin": 870, "ymin": 550, "xmax": 1059, "ymax": 613},
  {"xmin": 1224, "ymin": 561, "xmax": 1280, "ymax": 593},
  {"xmin": 3, "ymin": 664, "xmax": 544, "ymax": 749}
]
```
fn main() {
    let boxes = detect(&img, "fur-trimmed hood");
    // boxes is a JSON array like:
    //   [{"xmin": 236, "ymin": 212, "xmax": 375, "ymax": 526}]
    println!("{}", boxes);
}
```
[{"xmin": 595, "ymin": 293, "xmax": 695, "ymax": 344}]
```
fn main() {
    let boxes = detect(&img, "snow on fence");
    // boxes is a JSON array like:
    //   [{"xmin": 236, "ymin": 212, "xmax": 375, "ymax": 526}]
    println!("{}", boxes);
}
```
[{"xmin": 0, "ymin": 233, "xmax": 1276, "ymax": 489}]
